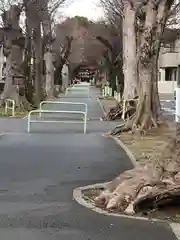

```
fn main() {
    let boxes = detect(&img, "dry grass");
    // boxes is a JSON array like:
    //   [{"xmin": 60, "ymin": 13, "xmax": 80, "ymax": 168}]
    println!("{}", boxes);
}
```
[
  {"xmin": 119, "ymin": 123, "xmax": 175, "ymax": 166},
  {"xmin": 0, "ymin": 107, "xmax": 27, "ymax": 118}
]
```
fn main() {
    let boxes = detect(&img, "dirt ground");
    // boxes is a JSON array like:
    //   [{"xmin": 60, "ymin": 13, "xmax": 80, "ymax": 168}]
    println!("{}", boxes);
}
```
[
  {"xmin": 119, "ymin": 123, "xmax": 175, "ymax": 166},
  {"xmin": 99, "ymin": 98, "xmax": 176, "ymax": 166}
]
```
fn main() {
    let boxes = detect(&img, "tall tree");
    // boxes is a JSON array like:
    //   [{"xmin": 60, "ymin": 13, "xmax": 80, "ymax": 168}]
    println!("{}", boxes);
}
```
[
  {"xmin": 100, "ymin": 0, "xmax": 178, "ymax": 134},
  {"xmin": 0, "ymin": 4, "xmax": 32, "ymax": 110},
  {"xmin": 93, "ymin": 21, "xmax": 124, "ymax": 96},
  {"xmin": 0, "ymin": 0, "xmax": 71, "ymax": 106},
  {"xmin": 95, "ymin": 0, "xmax": 180, "ymax": 215}
]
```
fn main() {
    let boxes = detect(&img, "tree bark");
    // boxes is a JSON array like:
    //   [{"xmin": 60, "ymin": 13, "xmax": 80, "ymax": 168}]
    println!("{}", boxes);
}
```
[
  {"xmin": 123, "ymin": 1, "xmax": 137, "ymax": 100},
  {"xmin": 24, "ymin": 8, "xmax": 34, "ymax": 104},
  {"xmin": 44, "ymin": 49, "xmax": 54, "ymax": 97},
  {"xmin": 54, "ymin": 36, "xmax": 73, "ymax": 92},
  {"xmin": 33, "ymin": 24, "xmax": 44, "ymax": 105},
  {"xmin": 0, "ymin": 5, "xmax": 31, "ymax": 110}
]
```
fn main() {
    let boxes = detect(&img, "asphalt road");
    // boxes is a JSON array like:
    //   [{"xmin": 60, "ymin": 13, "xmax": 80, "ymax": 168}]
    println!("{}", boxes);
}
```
[{"xmin": 0, "ymin": 88, "xmax": 177, "ymax": 239}]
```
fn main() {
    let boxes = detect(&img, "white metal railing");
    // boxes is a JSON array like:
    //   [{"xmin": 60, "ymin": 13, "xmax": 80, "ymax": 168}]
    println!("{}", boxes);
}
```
[
  {"xmin": 27, "ymin": 109, "xmax": 87, "ymax": 133},
  {"xmin": 73, "ymin": 82, "xmax": 90, "ymax": 87},
  {"xmin": 39, "ymin": 101, "xmax": 87, "ymax": 118},
  {"xmin": 103, "ymin": 86, "xmax": 112, "ymax": 97},
  {"xmin": 114, "ymin": 91, "xmax": 121, "ymax": 102},
  {"xmin": 65, "ymin": 86, "xmax": 90, "ymax": 98},
  {"xmin": 5, "ymin": 99, "xmax": 15, "ymax": 117}
]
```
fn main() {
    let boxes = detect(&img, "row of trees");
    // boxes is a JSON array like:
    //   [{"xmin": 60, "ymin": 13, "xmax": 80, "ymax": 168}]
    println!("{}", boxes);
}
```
[
  {"xmin": 94, "ymin": 0, "xmax": 180, "ymax": 215},
  {"xmin": 99, "ymin": 0, "xmax": 180, "ymax": 133},
  {"xmin": 0, "ymin": 0, "xmax": 75, "ymax": 110},
  {"xmin": 0, "ymin": 0, "xmax": 114, "ymax": 111}
]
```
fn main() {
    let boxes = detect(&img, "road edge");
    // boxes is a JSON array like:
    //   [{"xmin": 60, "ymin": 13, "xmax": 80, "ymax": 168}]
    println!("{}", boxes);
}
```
[{"xmin": 96, "ymin": 97, "xmax": 107, "ymax": 118}]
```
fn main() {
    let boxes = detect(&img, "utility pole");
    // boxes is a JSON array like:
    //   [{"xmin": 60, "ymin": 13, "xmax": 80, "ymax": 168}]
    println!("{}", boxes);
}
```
[{"xmin": 176, "ymin": 65, "xmax": 180, "ymax": 122}]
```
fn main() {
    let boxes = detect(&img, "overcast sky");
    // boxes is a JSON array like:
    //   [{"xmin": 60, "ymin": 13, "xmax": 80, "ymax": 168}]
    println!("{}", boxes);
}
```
[{"xmin": 63, "ymin": 0, "xmax": 104, "ymax": 21}]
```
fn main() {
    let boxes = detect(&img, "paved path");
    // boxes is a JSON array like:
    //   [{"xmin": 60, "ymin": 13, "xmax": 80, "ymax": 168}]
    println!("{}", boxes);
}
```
[
  {"xmin": 0, "ymin": 88, "xmax": 177, "ymax": 239},
  {"xmin": 159, "ymin": 94, "xmax": 175, "ymax": 122}
]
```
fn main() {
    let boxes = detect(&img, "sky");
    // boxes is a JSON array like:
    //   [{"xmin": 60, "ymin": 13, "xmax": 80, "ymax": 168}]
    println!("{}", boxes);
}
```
[{"xmin": 62, "ymin": 0, "xmax": 104, "ymax": 21}]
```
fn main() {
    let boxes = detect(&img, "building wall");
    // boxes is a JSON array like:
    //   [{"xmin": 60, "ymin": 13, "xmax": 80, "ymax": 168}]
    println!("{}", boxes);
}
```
[
  {"xmin": 158, "ymin": 39, "xmax": 180, "ymax": 94},
  {"xmin": 158, "ymin": 81, "xmax": 176, "ymax": 94}
]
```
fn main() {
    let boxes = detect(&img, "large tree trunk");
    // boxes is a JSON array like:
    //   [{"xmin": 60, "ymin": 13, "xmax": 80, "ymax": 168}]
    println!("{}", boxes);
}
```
[
  {"xmin": 110, "ymin": 0, "xmax": 170, "ymax": 134},
  {"xmin": 44, "ymin": 49, "xmax": 54, "ymax": 98},
  {"xmin": 1, "ymin": 44, "xmax": 32, "ymax": 111},
  {"xmin": 1, "ymin": 45, "xmax": 22, "ymax": 103},
  {"xmin": 133, "ymin": 65, "xmax": 158, "ymax": 132},
  {"xmin": 123, "ymin": 2, "xmax": 137, "ymax": 100},
  {"xmin": 0, "ymin": 5, "xmax": 31, "ymax": 110}
]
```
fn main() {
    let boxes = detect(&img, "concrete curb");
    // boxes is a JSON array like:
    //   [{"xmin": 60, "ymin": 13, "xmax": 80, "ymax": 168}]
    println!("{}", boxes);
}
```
[
  {"xmin": 96, "ymin": 97, "xmax": 106, "ymax": 118},
  {"xmin": 111, "ymin": 136, "xmax": 137, "ymax": 166},
  {"xmin": 73, "ymin": 183, "xmax": 162, "ymax": 222},
  {"xmin": 73, "ymin": 185, "xmax": 180, "ymax": 239}
]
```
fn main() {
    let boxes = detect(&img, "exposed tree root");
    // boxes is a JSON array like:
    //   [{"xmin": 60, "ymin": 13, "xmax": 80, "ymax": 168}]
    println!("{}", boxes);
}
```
[
  {"xmin": 102, "ymin": 99, "xmax": 137, "ymax": 121},
  {"xmin": 108, "ymin": 108, "xmax": 159, "ymax": 136},
  {"xmin": 95, "ymin": 161, "xmax": 180, "ymax": 215},
  {"xmin": 96, "ymin": 123, "xmax": 180, "ymax": 215}
]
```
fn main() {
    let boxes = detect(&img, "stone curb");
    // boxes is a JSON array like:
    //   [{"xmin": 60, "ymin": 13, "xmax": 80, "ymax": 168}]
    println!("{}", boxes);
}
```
[
  {"xmin": 73, "ymin": 95, "xmax": 180, "ymax": 239},
  {"xmin": 73, "ymin": 184, "xmax": 180, "ymax": 239},
  {"xmin": 73, "ymin": 183, "xmax": 162, "ymax": 222},
  {"xmin": 96, "ymin": 97, "xmax": 107, "ymax": 117},
  {"xmin": 111, "ymin": 136, "xmax": 137, "ymax": 166}
]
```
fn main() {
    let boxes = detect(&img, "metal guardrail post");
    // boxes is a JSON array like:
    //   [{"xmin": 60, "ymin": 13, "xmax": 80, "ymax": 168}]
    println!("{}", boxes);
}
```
[
  {"xmin": 27, "ymin": 111, "xmax": 31, "ymax": 133},
  {"xmin": 39, "ymin": 101, "xmax": 87, "ymax": 118},
  {"xmin": 5, "ymin": 99, "xmax": 15, "ymax": 117},
  {"xmin": 27, "ymin": 109, "xmax": 87, "ymax": 133}
]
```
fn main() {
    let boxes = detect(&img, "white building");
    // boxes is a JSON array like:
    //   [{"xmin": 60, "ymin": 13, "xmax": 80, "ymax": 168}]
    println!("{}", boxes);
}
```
[{"xmin": 158, "ymin": 28, "xmax": 180, "ymax": 94}]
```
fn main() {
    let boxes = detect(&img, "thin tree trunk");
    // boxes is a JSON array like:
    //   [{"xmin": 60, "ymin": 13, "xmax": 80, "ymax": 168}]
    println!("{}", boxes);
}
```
[
  {"xmin": 24, "ymin": 20, "xmax": 33, "ymax": 104},
  {"xmin": 44, "ymin": 49, "xmax": 54, "ymax": 97},
  {"xmin": 33, "ymin": 24, "xmax": 43, "ymax": 105}
]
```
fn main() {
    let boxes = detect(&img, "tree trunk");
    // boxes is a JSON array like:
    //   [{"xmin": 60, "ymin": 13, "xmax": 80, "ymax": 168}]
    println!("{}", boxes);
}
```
[
  {"xmin": 1, "ymin": 45, "xmax": 21, "ymax": 104},
  {"xmin": 123, "ymin": 2, "xmax": 137, "ymax": 100},
  {"xmin": 0, "ymin": 5, "xmax": 31, "ymax": 110},
  {"xmin": 24, "ymin": 14, "xmax": 34, "ymax": 104},
  {"xmin": 0, "ymin": 44, "xmax": 32, "ymax": 110},
  {"xmin": 44, "ymin": 49, "xmax": 54, "ymax": 98},
  {"xmin": 33, "ymin": 24, "xmax": 44, "ymax": 105},
  {"xmin": 62, "ymin": 64, "xmax": 69, "ymax": 91}
]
